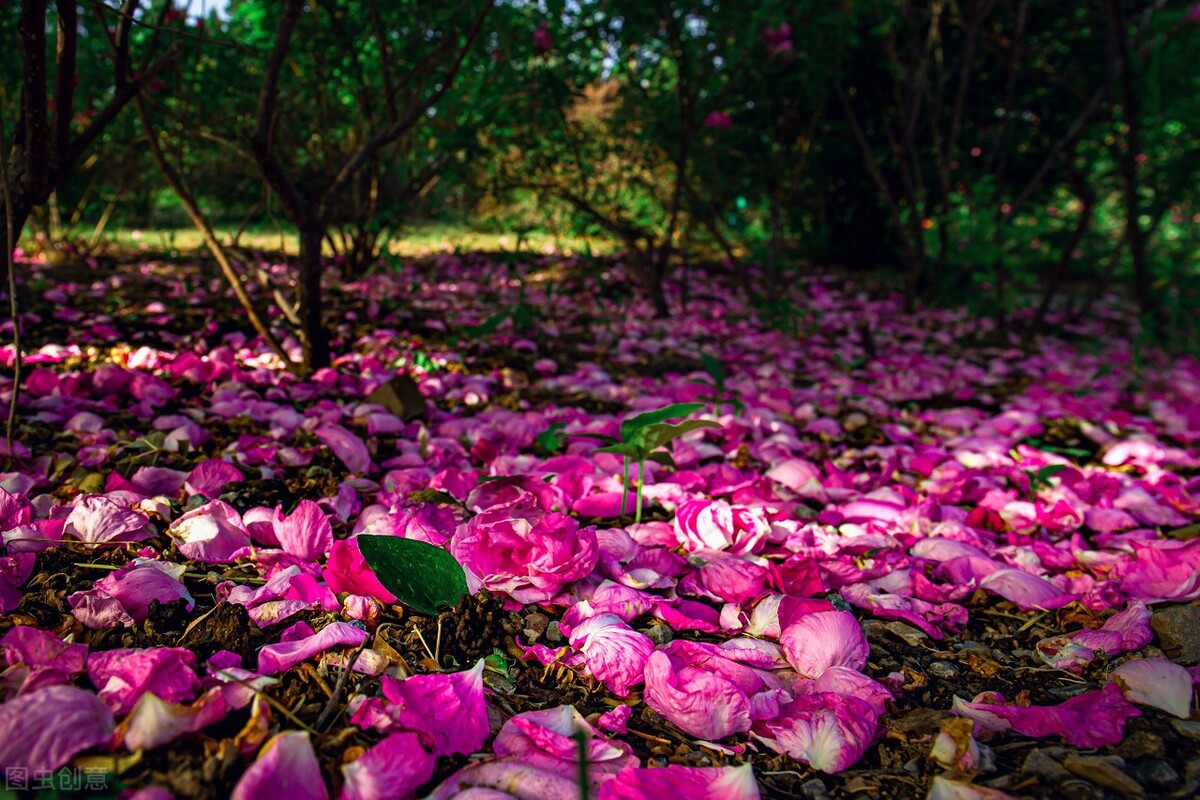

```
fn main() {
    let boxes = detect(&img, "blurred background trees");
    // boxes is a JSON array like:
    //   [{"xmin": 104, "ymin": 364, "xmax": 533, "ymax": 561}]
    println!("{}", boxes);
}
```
[{"xmin": 3, "ymin": 0, "xmax": 1199, "ymax": 365}]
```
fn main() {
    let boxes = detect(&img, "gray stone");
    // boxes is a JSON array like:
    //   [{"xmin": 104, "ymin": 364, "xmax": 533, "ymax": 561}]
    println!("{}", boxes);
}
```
[
  {"xmin": 800, "ymin": 778, "xmax": 828, "ymax": 800},
  {"xmin": 1171, "ymin": 719, "xmax": 1200, "ymax": 741},
  {"xmin": 1022, "ymin": 747, "xmax": 1069, "ymax": 784},
  {"xmin": 1129, "ymin": 759, "xmax": 1180, "ymax": 791},
  {"xmin": 1151, "ymin": 605, "xmax": 1200, "ymax": 665},
  {"xmin": 928, "ymin": 660, "xmax": 960, "ymax": 679}
]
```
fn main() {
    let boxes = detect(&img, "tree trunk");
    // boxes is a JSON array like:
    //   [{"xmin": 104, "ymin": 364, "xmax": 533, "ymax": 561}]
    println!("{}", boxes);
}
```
[{"xmin": 297, "ymin": 227, "xmax": 330, "ymax": 372}]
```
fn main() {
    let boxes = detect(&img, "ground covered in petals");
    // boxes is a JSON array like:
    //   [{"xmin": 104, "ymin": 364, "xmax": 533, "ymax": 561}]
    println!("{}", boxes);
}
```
[{"xmin": 2, "ymin": 252, "xmax": 1199, "ymax": 800}]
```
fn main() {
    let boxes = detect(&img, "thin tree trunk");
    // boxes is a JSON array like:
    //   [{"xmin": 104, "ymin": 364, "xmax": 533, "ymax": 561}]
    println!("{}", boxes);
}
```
[{"xmin": 298, "ymin": 228, "xmax": 330, "ymax": 371}]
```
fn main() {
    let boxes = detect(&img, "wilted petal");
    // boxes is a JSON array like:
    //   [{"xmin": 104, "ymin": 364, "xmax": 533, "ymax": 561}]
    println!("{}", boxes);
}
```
[
  {"xmin": 231, "ymin": 731, "xmax": 329, "ymax": 800},
  {"xmin": 315, "ymin": 424, "xmax": 372, "ymax": 474},
  {"xmin": 927, "ymin": 775, "xmax": 1018, "ymax": 800},
  {"xmin": 493, "ymin": 705, "xmax": 637, "ymax": 783},
  {"xmin": 780, "ymin": 610, "xmax": 869, "ymax": 678},
  {"xmin": 64, "ymin": 495, "xmax": 152, "ymax": 543},
  {"xmin": 977, "ymin": 569, "xmax": 1072, "ymax": 610},
  {"xmin": 375, "ymin": 660, "xmax": 489, "ymax": 758},
  {"xmin": 425, "ymin": 762, "xmax": 580, "ymax": 800},
  {"xmin": 340, "ymin": 732, "xmax": 435, "ymax": 800},
  {"xmin": 952, "ymin": 684, "xmax": 1139, "ymax": 747},
  {"xmin": 643, "ymin": 649, "xmax": 752, "ymax": 740},
  {"xmin": 257, "ymin": 621, "xmax": 368, "ymax": 675},
  {"xmin": 88, "ymin": 647, "xmax": 201, "ymax": 715},
  {"xmin": 168, "ymin": 501, "xmax": 252, "ymax": 563},
  {"xmin": 598, "ymin": 764, "xmax": 760, "ymax": 800},
  {"xmin": 0, "ymin": 685, "xmax": 114, "ymax": 772},
  {"xmin": 755, "ymin": 692, "xmax": 879, "ymax": 773},
  {"xmin": 274, "ymin": 500, "xmax": 334, "ymax": 561},
  {"xmin": 185, "ymin": 459, "xmax": 244, "ymax": 498},
  {"xmin": 568, "ymin": 613, "xmax": 654, "ymax": 696},
  {"xmin": 1, "ymin": 625, "xmax": 88, "ymax": 694},
  {"xmin": 1112, "ymin": 657, "xmax": 1193, "ymax": 718}
]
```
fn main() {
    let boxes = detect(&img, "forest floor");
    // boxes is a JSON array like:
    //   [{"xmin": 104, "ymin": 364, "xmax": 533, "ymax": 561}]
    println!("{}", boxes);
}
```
[{"xmin": 1, "ymin": 249, "xmax": 1198, "ymax": 800}]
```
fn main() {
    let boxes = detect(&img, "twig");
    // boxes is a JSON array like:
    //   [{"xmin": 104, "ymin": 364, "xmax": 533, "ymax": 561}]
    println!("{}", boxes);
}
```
[
  {"xmin": 413, "ymin": 625, "xmax": 436, "ymax": 664},
  {"xmin": 315, "ymin": 635, "xmax": 370, "ymax": 731},
  {"xmin": 217, "ymin": 671, "xmax": 317, "ymax": 733}
]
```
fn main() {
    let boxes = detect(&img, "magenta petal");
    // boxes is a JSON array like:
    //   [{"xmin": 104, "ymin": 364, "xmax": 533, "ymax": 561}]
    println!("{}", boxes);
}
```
[
  {"xmin": 977, "ymin": 569, "xmax": 1073, "ymax": 610},
  {"xmin": 370, "ymin": 660, "xmax": 490, "ymax": 758},
  {"xmin": 340, "ymin": 732, "xmax": 435, "ymax": 800},
  {"xmin": 232, "ymin": 731, "xmax": 329, "ymax": 800},
  {"xmin": 315, "ymin": 424, "xmax": 373, "ymax": 474},
  {"xmin": 643, "ymin": 649, "xmax": 752, "ymax": 740},
  {"xmin": 185, "ymin": 459, "xmax": 244, "ymax": 498},
  {"xmin": 0, "ymin": 685, "xmax": 114, "ymax": 772},
  {"xmin": 493, "ymin": 705, "xmax": 638, "ymax": 785},
  {"xmin": 64, "ymin": 495, "xmax": 152, "ymax": 543},
  {"xmin": 275, "ymin": 500, "xmax": 334, "ymax": 561},
  {"xmin": 425, "ymin": 762, "xmax": 581, "ymax": 800},
  {"xmin": 324, "ymin": 538, "xmax": 398, "ymax": 603},
  {"xmin": 755, "ymin": 692, "xmax": 880, "ymax": 773},
  {"xmin": 1, "ymin": 625, "xmax": 88, "ymax": 694},
  {"xmin": 0, "ymin": 553, "xmax": 36, "ymax": 613},
  {"xmin": 780, "ymin": 610, "xmax": 869, "ymax": 678},
  {"xmin": 88, "ymin": 647, "xmax": 200, "ymax": 715},
  {"xmin": 598, "ymin": 764, "xmax": 760, "ymax": 800},
  {"xmin": 568, "ymin": 613, "xmax": 654, "ymax": 696},
  {"xmin": 952, "ymin": 684, "xmax": 1139, "ymax": 747},
  {"xmin": 257, "ymin": 621, "xmax": 368, "ymax": 675}
]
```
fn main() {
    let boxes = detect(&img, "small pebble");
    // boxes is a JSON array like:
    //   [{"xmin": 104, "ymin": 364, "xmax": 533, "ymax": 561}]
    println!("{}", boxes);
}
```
[
  {"xmin": 1022, "ymin": 747, "xmax": 1069, "ymax": 783},
  {"xmin": 1129, "ymin": 758, "xmax": 1180, "ymax": 790},
  {"xmin": 1171, "ymin": 719, "xmax": 1200, "ymax": 741},
  {"xmin": 800, "ymin": 778, "xmax": 828, "ymax": 800},
  {"xmin": 927, "ymin": 660, "xmax": 959, "ymax": 679},
  {"xmin": 544, "ymin": 621, "xmax": 563, "ymax": 643}
]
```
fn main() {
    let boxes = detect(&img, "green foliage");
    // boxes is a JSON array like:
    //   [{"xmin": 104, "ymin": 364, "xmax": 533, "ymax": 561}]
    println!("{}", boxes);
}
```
[
  {"xmin": 357, "ymin": 535, "xmax": 469, "ymax": 615},
  {"xmin": 690, "ymin": 352, "xmax": 743, "ymax": 416},
  {"xmin": 591, "ymin": 402, "xmax": 721, "ymax": 523}
]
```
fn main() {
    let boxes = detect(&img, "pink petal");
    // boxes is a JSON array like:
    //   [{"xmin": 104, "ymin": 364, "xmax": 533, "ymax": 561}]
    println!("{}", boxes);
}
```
[
  {"xmin": 1112, "ymin": 657, "xmax": 1194, "ymax": 718},
  {"xmin": 780, "ymin": 610, "xmax": 869, "ymax": 678},
  {"xmin": 755, "ymin": 692, "xmax": 880, "ymax": 773},
  {"xmin": 64, "ymin": 495, "xmax": 152, "ymax": 543},
  {"xmin": 977, "ymin": 569, "xmax": 1073, "ymax": 610},
  {"xmin": 232, "ymin": 731, "xmax": 329, "ymax": 800},
  {"xmin": 643, "ymin": 649, "xmax": 752, "ymax": 740},
  {"xmin": 377, "ymin": 660, "xmax": 489, "ymax": 758},
  {"xmin": 927, "ymin": 775, "xmax": 1019, "ymax": 800},
  {"xmin": 425, "ymin": 762, "xmax": 581, "ymax": 800},
  {"xmin": 88, "ymin": 647, "xmax": 201, "ymax": 715},
  {"xmin": 598, "ymin": 764, "xmax": 760, "ymax": 800},
  {"xmin": 340, "ymin": 732, "xmax": 435, "ymax": 800},
  {"xmin": 1, "ymin": 625, "xmax": 88, "ymax": 694},
  {"xmin": 185, "ymin": 459, "xmax": 244, "ymax": 498},
  {"xmin": 952, "ymin": 684, "xmax": 1139, "ymax": 747},
  {"xmin": 0, "ymin": 553, "xmax": 35, "ymax": 613},
  {"xmin": 274, "ymin": 500, "xmax": 334, "ymax": 561},
  {"xmin": 324, "ymin": 538, "xmax": 398, "ymax": 603},
  {"xmin": 568, "ymin": 613, "xmax": 654, "ymax": 696},
  {"xmin": 257, "ymin": 621, "xmax": 368, "ymax": 675},
  {"xmin": 315, "ymin": 424, "xmax": 372, "ymax": 474},
  {"xmin": 0, "ymin": 685, "xmax": 114, "ymax": 772},
  {"xmin": 493, "ymin": 706, "xmax": 637, "ymax": 787},
  {"xmin": 168, "ymin": 500, "xmax": 252, "ymax": 563}
]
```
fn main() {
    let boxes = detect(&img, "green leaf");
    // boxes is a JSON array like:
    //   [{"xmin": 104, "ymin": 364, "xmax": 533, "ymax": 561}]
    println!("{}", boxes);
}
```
[
  {"xmin": 1035, "ymin": 464, "xmax": 1067, "ymax": 482},
  {"xmin": 646, "ymin": 450, "xmax": 676, "ymax": 468},
  {"xmin": 701, "ymin": 352, "xmax": 724, "ymax": 383},
  {"xmin": 620, "ymin": 402, "xmax": 707, "ymax": 440},
  {"xmin": 358, "ymin": 536, "xmax": 469, "ymax": 616},
  {"xmin": 592, "ymin": 442, "xmax": 643, "ymax": 458},
  {"xmin": 633, "ymin": 418, "xmax": 722, "ymax": 453}
]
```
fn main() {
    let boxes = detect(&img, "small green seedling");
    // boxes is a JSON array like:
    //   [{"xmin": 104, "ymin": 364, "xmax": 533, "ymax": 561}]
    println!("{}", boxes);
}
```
[
  {"xmin": 590, "ymin": 402, "xmax": 721, "ymax": 524},
  {"xmin": 1024, "ymin": 463, "xmax": 1067, "ymax": 501},
  {"xmin": 690, "ymin": 352, "xmax": 743, "ymax": 416},
  {"xmin": 535, "ymin": 422, "xmax": 568, "ymax": 454},
  {"xmin": 358, "ymin": 535, "xmax": 469, "ymax": 615}
]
